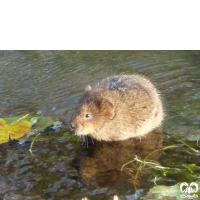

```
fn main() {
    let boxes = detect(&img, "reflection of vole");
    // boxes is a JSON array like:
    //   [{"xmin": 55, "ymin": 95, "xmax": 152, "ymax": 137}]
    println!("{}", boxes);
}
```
[
  {"xmin": 70, "ymin": 75, "xmax": 164, "ymax": 141},
  {"xmin": 72, "ymin": 130, "xmax": 165, "ymax": 189}
]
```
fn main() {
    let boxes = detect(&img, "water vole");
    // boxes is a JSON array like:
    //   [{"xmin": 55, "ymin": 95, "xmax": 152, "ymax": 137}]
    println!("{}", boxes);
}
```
[{"xmin": 70, "ymin": 75, "xmax": 164, "ymax": 141}]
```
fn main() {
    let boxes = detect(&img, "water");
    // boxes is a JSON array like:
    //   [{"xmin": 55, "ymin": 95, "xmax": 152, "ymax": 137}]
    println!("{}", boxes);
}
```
[{"xmin": 0, "ymin": 51, "xmax": 200, "ymax": 199}]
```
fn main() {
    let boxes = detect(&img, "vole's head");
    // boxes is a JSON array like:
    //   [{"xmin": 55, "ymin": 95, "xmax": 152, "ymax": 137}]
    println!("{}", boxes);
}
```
[{"xmin": 70, "ymin": 86, "xmax": 115, "ymax": 138}]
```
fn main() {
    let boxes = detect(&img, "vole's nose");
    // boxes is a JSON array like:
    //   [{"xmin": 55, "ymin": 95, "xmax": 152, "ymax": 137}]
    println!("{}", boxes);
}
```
[{"xmin": 69, "ymin": 122, "xmax": 75, "ymax": 130}]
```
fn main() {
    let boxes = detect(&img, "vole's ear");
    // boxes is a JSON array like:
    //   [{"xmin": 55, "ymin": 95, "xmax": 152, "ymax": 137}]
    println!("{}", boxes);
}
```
[
  {"xmin": 100, "ymin": 99, "xmax": 115, "ymax": 119},
  {"xmin": 85, "ymin": 85, "xmax": 92, "ymax": 92}
]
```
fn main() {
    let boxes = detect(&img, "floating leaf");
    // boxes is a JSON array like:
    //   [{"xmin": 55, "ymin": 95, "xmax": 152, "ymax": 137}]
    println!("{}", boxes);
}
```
[
  {"xmin": 0, "ymin": 118, "xmax": 7, "ymax": 131},
  {"xmin": 4, "ymin": 115, "xmax": 56, "ymax": 131},
  {"xmin": 0, "ymin": 119, "xmax": 31, "ymax": 144},
  {"xmin": 31, "ymin": 116, "xmax": 57, "ymax": 132}
]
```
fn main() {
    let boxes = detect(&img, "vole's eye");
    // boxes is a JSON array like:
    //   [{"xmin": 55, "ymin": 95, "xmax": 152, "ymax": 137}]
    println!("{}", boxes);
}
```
[{"xmin": 84, "ymin": 113, "xmax": 93, "ymax": 120}]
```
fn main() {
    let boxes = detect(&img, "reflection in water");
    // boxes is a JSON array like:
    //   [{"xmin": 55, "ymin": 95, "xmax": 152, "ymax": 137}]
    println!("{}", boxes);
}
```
[{"xmin": 73, "ymin": 130, "xmax": 165, "ymax": 191}]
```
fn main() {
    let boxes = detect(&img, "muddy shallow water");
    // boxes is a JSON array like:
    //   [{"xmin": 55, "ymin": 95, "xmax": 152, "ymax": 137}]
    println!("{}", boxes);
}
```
[{"xmin": 0, "ymin": 51, "xmax": 200, "ymax": 199}]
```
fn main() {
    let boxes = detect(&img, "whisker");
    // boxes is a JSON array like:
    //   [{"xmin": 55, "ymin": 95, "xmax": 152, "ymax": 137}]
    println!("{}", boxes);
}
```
[
  {"xmin": 81, "ymin": 135, "xmax": 85, "ymax": 145},
  {"xmin": 91, "ymin": 137, "xmax": 94, "ymax": 145},
  {"xmin": 77, "ymin": 134, "xmax": 81, "ymax": 141},
  {"xmin": 86, "ymin": 136, "xmax": 88, "ymax": 148}
]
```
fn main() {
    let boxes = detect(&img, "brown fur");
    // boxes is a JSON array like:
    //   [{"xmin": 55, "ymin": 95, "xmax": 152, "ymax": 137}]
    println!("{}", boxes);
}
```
[{"xmin": 70, "ymin": 75, "xmax": 164, "ymax": 141}]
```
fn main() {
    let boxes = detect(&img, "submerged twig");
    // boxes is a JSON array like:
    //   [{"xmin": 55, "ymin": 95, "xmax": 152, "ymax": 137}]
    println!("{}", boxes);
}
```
[
  {"xmin": 10, "ymin": 114, "xmax": 29, "ymax": 124},
  {"xmin": 29, "ymin": 132, "xmax": 41, "ymax": 156},
  {"xmin": 179, "ymin": 140, "xmax": 199, "ymax": 153},
  {"xmin": 121, "ymin": 145, "xmax": 182, "ymax": 181}
]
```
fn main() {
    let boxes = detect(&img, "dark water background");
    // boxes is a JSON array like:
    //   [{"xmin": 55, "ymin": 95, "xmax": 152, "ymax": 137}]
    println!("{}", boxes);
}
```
[{"xmin": 0, "ymin": 51, "xmax": 200, "ymax": 199}]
